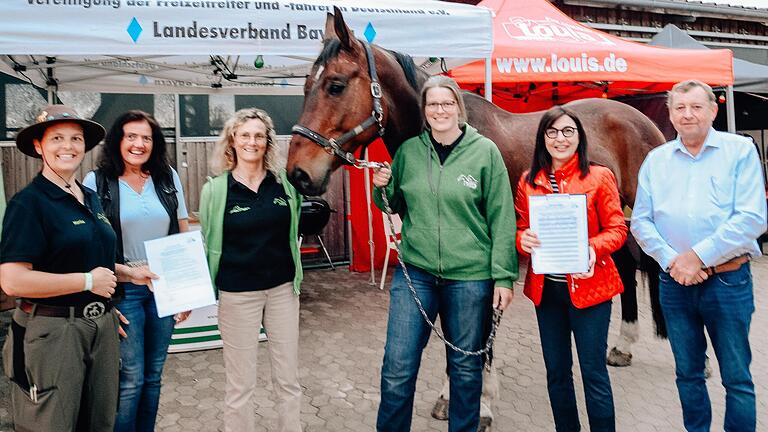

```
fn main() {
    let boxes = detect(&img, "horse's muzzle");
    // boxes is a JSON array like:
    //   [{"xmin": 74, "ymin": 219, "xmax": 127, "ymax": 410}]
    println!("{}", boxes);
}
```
[{"xmin": 289, "ymin": 167, "xmax": 329, "ymax": 197}]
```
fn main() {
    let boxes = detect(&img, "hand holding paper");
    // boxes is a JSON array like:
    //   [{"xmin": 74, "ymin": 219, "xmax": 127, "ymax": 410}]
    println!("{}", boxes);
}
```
[{"xmin": 144, "ymin": 231, "xmax": 216, "ymax": 318}]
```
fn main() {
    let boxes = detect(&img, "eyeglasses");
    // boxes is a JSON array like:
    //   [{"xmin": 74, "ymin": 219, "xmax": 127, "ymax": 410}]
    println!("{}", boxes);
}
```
[
  {"xmin": 425, "ymin": 101, "xmax": 458, "ymax": 112},
  {"xmin": 235, "ymin": 133, "xmax": 268, "ymax": 143},
  {"xmin": 545, "ymin": 126, "xmax": 577, "ymax": 139},
  {"xmin": 125, "ymin": 133, "xmax": 153, "ymax": 144}
]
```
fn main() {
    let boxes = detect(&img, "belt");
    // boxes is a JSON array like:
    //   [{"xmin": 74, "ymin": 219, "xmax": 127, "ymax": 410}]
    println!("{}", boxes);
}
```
[
  {"xmin": 19, "ymin": 300, "xmax": 113, "ymax": 319},
  {"xmin": 703, "ymin": 255, "xmax": 750, "ymax": 277}
]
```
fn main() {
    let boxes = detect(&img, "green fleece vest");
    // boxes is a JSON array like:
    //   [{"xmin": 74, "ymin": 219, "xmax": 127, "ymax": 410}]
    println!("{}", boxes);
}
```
[{"xmin": 199, "ymin": 170, "xmax": 303, "ymax": 296}]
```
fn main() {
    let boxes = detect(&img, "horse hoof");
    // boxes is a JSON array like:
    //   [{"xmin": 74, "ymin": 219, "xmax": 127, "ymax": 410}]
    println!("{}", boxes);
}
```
[
  {"xmin": 431, "ymin": 396, "xmax": 449, "ymax": 421},
  {"xmin": 704, "ymin": 357, "xmax": 713, "ymax": 379},
  {"xmin": 607, "ymin": 347, "xmax": 632, "ymax": 367},
  {"xmin": 478, "ymin": 416, "xmax": 492, "ymax": 431}
]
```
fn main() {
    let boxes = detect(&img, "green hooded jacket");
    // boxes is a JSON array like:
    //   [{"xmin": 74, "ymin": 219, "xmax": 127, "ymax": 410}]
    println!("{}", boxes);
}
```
[
  {"xmin": 373, "ymin": 125, "xmax": 518, "ymax": 288},
  {"xmin": 199, "ymin": 170, "xmax": 303, "ymax": 296}
]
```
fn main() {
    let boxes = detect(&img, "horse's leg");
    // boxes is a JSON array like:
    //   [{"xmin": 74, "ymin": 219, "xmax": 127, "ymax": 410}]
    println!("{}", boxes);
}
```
[
  {"xmin": 641, "ymin": 251, "xmax": 667, "ymax": 338},
  {"xmin": 478, "ymin": 365, "xmax": 499, "ymax": 431},
  {"xmin": 431, "ymin": 377, "xmax": 450, "ymax": 420},
  {"xmin": 431, "ymin": 365, "xmax": 498, "ymax": 430},
  {"xmin": 608, "ymin": 242, "xmax": 639, "ymax": 367}
]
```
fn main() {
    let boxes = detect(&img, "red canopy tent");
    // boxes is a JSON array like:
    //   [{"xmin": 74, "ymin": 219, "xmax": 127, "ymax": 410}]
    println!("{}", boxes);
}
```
[{"xmin": 450, "ymin": 0, "xmax": 734, "ymax": 112}]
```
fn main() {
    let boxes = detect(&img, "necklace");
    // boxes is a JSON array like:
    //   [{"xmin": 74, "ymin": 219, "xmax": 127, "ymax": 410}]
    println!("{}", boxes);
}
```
[{"xmin": 232, "ymin": 170, "xmax": 266, "ymax": 191}]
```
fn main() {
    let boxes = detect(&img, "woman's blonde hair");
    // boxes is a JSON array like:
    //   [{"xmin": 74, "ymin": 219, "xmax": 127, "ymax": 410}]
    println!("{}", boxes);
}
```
[
  {"xmin": 210, "ymin": 108, "xmax": 282, "ymax": 180},
  {"xmin": 420, "ymin": 75, "xmax": 468, "ymax": 128}
]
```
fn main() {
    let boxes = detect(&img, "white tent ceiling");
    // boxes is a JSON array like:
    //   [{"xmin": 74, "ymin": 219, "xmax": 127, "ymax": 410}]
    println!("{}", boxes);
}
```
[{"xmin": 0, "ymin": 0, "xmax": 493, "ymax": 95}]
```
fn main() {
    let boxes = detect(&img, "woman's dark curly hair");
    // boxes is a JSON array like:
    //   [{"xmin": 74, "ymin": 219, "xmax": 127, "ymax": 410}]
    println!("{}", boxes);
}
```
[{"xmin": 97, "ymin": 110, "xmax": 170, "ymax": 178}]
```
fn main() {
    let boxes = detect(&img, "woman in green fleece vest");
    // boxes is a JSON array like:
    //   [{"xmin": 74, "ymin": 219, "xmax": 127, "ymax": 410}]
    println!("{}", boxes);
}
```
[
  {"xmin": 198, "ymin": 108, "xmax": 303, "ymax": 432},
  {"xmin": 372, "ymin": 75, "xmax": 518, "ymax": 432}
]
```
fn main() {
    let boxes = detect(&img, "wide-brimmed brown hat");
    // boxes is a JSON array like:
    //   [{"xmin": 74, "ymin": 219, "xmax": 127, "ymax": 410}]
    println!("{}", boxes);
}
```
[{"xmin": 15, "ymin": 105, "xmax": 105, "ymax": 158}]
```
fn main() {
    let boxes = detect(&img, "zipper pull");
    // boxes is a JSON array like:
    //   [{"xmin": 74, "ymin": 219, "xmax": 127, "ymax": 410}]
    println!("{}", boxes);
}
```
[
  {"xmin": 570, "ymin": 278, "xmax": 576, "ymax": 293},
  {"xmin": 30, "ymin": 384, "xmax": 38, "ymax": 403}
]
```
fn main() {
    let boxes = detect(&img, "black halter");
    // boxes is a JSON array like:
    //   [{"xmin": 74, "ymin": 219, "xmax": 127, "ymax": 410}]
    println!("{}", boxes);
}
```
[{"xmin": 292, "ymin": 42, "xmax": 385, "ymax": 166}]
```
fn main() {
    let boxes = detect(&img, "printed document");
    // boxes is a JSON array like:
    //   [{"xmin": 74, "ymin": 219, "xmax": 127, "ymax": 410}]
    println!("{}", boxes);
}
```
[
  {"xmin": 529, "ymin": 194, "xmax": 589, "ymax": 274},
  {"xmin": 145, "ymin": 231, "xmax": 216, "ymax": 318}
]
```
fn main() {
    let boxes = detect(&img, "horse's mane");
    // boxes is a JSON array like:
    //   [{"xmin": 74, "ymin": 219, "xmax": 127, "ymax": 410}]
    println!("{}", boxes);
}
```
[
  {"xmin": 385, "ymin": 49, "xmax": 423, "ymax": 92},
  {"xmin": 314, "ymin": 38, "xmax": 344, "ymax": 69},
  {"xmin": 314, "ymin": 39, "xmax": 424, "ymax": 94}
]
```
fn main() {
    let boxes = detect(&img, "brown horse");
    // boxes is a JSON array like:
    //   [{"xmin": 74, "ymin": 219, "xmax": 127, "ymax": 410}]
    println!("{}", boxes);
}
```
[
  {"xmin": 288, "ymin": 13, "xmax": 664, "ymax": 207},
  {"xmin": 288, "ymin": 7, "xmax": 667, "ymax": 429}
]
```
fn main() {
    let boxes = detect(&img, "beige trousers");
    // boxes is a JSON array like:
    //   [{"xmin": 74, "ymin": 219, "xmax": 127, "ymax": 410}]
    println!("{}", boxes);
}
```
[{"xmin": 218, "ymin": 282, "xmax": 302, "ymax": 432}]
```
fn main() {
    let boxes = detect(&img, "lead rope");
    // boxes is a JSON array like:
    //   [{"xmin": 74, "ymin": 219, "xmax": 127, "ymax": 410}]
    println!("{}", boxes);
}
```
[{"xmin": 378, "ymin": 186, "xmax": 503, "ymax": 369}]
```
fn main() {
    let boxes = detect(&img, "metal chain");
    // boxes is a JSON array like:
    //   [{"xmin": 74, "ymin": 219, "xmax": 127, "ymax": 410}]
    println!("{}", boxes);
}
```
[{"xmin": 378, "ymin": 187, "xmax": 503, "ymax": 359}]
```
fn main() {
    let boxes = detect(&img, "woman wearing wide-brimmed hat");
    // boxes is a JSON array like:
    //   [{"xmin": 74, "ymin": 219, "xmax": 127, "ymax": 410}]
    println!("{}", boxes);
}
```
[{"xmin": 0, "ymin": 105, "xmax": 157, "ymax": 431}]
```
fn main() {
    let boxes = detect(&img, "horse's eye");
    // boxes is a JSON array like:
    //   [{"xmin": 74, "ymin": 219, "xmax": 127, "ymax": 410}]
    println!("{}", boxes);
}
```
[{"xmin": 328, "ymin": 82, "xmax": 346, "ymax": 96}]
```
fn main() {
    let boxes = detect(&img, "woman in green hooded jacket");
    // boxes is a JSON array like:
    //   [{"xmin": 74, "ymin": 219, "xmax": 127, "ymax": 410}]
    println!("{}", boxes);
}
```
[{"xmin": 372, "ymin": 76, "xmax": 518, "ymax": 432}]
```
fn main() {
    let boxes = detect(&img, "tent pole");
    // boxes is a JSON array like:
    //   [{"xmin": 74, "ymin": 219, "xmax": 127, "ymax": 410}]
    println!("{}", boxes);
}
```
[
  {"xmin": 363, "ymin": 147, "xmax": 375, "ymax": 285},
  {"xmin": 726, "ymin": 85, "xmax": 736, "ymax": 133},
  {"xmin": 344, "ymin": 168, "xmax": 353, "ymax": 272},
  {"xmin": 174, "ymin": 94, "xmax": 181, "ymax": 149},
  {"xmin": 484, "ymin": 55, "xmax": 492, "ymax": 103},
  {"xmin": 47, "ymin": 87, "xmax": 54, "ymax": 104}
]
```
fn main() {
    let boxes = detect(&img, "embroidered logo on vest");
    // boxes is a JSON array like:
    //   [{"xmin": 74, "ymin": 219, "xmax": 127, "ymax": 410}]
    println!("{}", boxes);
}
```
[
  {"xmin": 96, "ymin": 213, "xmax": 111, "ymax": 226},
  {"xmin": 457, "ymin": 174, "xmax": 478, "ymax": 190},
  {"xmin": 72, "ymin": 219, "xmax": 85, "ymax": 226},
  {"xmin": 273, "ymin": 197, "xmax": 288, "ymax": 206},
  {"xmin": 229, "ymin": 205, "xmax": 251, "ymax": 214}
]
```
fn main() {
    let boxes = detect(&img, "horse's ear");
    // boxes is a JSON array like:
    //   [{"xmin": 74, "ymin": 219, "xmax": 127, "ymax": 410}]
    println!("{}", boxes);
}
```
[
  {"xmin": 325, "ymin": 6, "xmax": 353, "ymax": 51},
  {"xmin": 324, "ymin": 12, "xmax": 335, "ymax": 41}
]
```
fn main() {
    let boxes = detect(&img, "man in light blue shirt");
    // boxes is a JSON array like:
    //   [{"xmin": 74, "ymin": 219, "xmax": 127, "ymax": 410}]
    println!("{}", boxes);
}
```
[{"xmin": 631, "ymin": 79, "xmax": 766, "ymax": 432}]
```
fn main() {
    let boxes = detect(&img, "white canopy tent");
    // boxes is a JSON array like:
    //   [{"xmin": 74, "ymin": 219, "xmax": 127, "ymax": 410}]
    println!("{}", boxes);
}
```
[
  {"xmin": 0, "ymin": 0, "xmax": 493, "ymax": 96},
  {"xmin": 0, "ymin": 0, "xmax": 495, "ymax": 309}
]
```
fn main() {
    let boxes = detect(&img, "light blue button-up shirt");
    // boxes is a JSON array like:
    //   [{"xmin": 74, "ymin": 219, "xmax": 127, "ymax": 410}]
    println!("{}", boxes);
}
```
[
  {"xmin": 631, "ymin": 128, "xmax": 767, "ymax": 270},
  {"xmin": 83, "ymin": 168, "xmax": 189, "ymax": 263}
]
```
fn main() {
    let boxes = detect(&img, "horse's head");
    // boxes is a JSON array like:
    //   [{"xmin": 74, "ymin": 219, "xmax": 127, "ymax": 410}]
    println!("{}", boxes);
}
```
[
  {"xmin": 288, "ymin": 8, "xmax": 423, "ymax": 195},
  {"xmin": 287, "ymin": 8, "xmax": 384, "ymax": 195}
]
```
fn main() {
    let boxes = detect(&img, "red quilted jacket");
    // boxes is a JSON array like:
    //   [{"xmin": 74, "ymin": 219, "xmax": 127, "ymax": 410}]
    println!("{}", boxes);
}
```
[{"xmin": 514, "ymin": 156, "xmax": 627, "ymax": 309}]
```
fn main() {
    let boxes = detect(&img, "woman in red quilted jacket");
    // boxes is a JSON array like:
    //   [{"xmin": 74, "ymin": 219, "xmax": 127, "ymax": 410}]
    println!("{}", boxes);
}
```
[{"xmin": 515, "ymin": 106, "xmax": 627, "ymax": 432}]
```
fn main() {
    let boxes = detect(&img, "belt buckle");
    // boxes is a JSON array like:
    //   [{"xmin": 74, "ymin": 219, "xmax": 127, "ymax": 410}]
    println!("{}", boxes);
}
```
[{"xmin": 82, "ymin": 302, "xmax": 106, "ymax": 319}]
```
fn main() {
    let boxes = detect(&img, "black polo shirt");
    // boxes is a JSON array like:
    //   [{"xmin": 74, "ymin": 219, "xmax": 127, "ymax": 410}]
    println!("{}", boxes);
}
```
[
  {"xmin": 216, "ymin": 172, "xmax": 295, "ymax": 292},
  {"xmin": 0, "ymin": 173, "xmax": 117, "ymax": 307}
]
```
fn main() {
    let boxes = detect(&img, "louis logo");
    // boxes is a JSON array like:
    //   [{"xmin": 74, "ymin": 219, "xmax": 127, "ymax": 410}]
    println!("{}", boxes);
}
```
[{"xmin": 457, "ymin": 174, "xmax": 478, "ymax": 190}]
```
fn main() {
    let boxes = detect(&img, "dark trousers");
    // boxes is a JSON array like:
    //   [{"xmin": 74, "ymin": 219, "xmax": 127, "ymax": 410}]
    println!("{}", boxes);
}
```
[
  {"xmin": 535, "ymin": 280, "xmax": 615, "ymax": 432},
  {"xmin": 377, "ymin": 265, "xmax": 492, "ymax": 432},
  {"xmin": 659, "ymin": 265, "xmax": 755, "ymax": 432},
  {"xmin": 2, "ymin": 306, "xmax": 120, "ymax": 432}
]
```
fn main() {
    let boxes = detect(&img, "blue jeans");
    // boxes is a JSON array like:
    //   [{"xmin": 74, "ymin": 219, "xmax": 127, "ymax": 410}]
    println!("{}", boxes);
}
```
[
  {"xmin": 659, "ymin": 264, "xmax": 755, "ymax": 432},
  {"xmin": 377, "ymin": 265, "xmax": 492, "ymax": 432},
  {"xmin": 535, "ymin": 280, "xmax": 614, "ymax": 432},
  {"xmin": 114, "ymin": 283, "xmax": 176, "ymax": 432}
]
